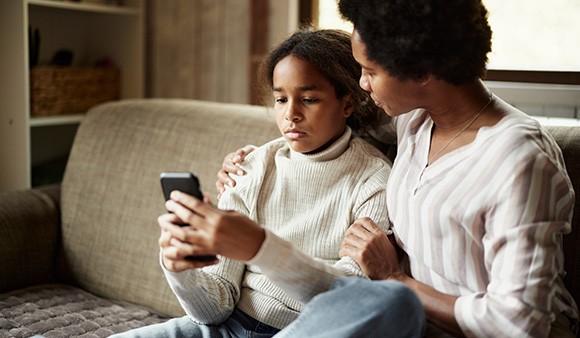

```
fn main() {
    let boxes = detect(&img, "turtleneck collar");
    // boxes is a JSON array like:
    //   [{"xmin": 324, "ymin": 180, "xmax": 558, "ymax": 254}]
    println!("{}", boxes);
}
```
[{"xmin": 288, "ymin": 127, "xmax": 352, "ymax": 162}]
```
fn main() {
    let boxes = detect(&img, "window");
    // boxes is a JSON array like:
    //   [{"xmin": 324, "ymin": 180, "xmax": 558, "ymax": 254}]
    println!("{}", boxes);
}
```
[{"xmin": 310, "ymin": 0, "xmax": 580, "ymax": 85}]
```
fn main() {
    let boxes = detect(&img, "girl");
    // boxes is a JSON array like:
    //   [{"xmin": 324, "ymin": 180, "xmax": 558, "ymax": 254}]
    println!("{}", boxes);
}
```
[{"xmin": 115, "ymin": 28, "xmax": 422, "ymax": 338}]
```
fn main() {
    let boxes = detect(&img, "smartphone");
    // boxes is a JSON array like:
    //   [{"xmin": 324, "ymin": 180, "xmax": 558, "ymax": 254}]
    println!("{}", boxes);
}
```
[
  {"xmin": 160, "ymin": 171, "xmax": 217, "ymax": 262},
  {"xmin": 160, "ymin": 171, "xmax": 202, "ymax": 201}
]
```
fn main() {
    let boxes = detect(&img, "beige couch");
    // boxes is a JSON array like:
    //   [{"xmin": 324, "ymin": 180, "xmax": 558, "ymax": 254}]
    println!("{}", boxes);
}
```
[{"xmin": 1, "ymin": 99, "xmax": 579, "ymax": 337}]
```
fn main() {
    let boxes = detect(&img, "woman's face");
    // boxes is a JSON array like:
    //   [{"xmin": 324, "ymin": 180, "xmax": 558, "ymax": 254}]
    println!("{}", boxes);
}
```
[
  {"xmin": 272, "ymin": 55, "xmax": 352, "ymax": 154},
  {"xmin": 351, "ymin": 29, "xmax": 423, "ymax": 117}
]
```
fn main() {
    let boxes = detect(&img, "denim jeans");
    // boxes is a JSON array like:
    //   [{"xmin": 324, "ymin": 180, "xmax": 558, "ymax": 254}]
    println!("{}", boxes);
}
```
[
  {"xmin": 112, "ymin": 277, "xmax": 425, "ymax": 338},
  {"xmin": 274, "ymin": 277, "xmax": 426, "ymax": 338},
  {"xmin": 110, "ymin": 308, "xmax": 280, "ymax": 338}
]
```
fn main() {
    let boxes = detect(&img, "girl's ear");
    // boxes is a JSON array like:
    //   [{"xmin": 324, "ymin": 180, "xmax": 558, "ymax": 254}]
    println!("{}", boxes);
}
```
[{"xmin": 343, "ymin": 95, "xmax": 354, "ymax": 118}]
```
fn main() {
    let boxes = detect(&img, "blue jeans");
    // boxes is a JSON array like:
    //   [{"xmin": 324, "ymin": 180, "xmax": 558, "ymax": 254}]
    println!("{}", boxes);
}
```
[
  {"xmin": 274, "ymin": 277, "xmax": 426, "ymax": 338},
  {"xmin": 110, "ymin": 308, "xmax": 280, "ymax": 338},
  {"xmin": 113, "ymin": 277, "xmax": 425, "ymax": 338}
]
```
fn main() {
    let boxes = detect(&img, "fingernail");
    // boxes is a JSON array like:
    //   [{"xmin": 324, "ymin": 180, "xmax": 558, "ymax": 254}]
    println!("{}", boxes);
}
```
[
  {"xmin": 237, "ymin": 170, "xmax": 244, "ymax": 176},
  {"xmin": 228, "ymin": 181, "xmax": 234, "ymax": 187},
  {"xmin": 232, "ymin": 155, "xmax": 240, "ymax": 162}
]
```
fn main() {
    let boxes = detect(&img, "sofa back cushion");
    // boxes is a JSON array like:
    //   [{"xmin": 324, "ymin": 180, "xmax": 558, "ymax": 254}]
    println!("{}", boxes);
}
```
[
  {"xmin": 545, "ymin": 125, "xmax": 580, "ymax": 307},
  {"xmin": 60, "ymin": 99, "xmax": 279, "ymax": 316}
]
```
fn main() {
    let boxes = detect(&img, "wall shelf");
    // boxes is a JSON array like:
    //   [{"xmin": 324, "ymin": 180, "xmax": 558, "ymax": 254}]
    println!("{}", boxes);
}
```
[{"xmin": 0, "ymin": 0, "xmax": 145, "ymax": 191}]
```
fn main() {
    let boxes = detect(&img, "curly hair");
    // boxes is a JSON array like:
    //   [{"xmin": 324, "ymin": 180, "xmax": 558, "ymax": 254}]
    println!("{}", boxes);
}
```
[
  {"xmin": 258, "ymin": 28, "xmax": 381, "ymax": 131},
  {"xmin": 338, "ymin": 0, "xmax": 492, "ymax": 85}
]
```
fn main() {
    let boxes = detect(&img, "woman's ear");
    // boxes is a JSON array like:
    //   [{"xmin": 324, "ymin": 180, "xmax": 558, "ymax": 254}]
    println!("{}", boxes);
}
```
[
  {"xmin": 343, "ymin": 95, "xmax": 354, "ymax": 118},
  {"xmin": 419, "ymin": 75, "xmax": 434, "ymax": 87}
]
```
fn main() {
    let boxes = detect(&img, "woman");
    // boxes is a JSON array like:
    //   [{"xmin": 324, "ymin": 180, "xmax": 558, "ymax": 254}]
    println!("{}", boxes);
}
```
[{"xmin": 218, "ymin": 1, "xmax": 578, "ymax": 337}]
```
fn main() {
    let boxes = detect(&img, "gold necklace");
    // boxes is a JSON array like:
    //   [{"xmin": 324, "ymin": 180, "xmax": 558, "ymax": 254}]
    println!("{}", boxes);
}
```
[{"xmin": 428, "ymin": 92, "xmax": 494, "ymax": 164}]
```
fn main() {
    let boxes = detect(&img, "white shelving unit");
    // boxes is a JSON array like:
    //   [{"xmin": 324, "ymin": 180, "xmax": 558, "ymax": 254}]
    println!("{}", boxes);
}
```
[{"xmin": 0, "ymin": 0, "xmax": 144, "ymax": 191}]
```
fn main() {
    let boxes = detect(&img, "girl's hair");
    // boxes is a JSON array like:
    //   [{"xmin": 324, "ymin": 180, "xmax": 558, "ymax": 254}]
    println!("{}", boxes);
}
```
[
  {"xmin": 258, "ymin": 28, "xmax": 381, "ymax": 131},
  {"xmin": 339, "ymin": 0, "xmax": 492, "ymax": 85}
]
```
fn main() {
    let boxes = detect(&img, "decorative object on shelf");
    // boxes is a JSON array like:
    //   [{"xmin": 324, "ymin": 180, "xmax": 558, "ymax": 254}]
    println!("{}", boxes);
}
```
[
  {"xmin": 28, "ymin": 26, "xmax": 40, "ymax": 67},
  {"xmin": 51, "ymin": 48, "xmax": 74, "ymax": 66},
  {"xmin": 30, "ymin": 66, "xmax": 120, "ymax": 117}
]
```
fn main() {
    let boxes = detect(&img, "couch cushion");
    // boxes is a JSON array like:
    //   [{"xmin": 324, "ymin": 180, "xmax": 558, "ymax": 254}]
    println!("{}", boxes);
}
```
[
  {"xmin": 0, "ymin": 186, "xmax": 60, "ymax": 293},
  {"xmin": 60, "ymin": 99, "xmax": 279, "ymax": 316},
  {"xmin": 545, "ymin": 125, "xmax": 580, "ymax": 308},
  {"xmin": 0, "ymin": 284, "xmax": 168, "ymax": 337}
]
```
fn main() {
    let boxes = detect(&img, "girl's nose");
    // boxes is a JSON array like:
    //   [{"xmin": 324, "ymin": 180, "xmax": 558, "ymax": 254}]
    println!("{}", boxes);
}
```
[{"xmin": 285, "ymin": 102, "xmax": 303, "ymax": 122}]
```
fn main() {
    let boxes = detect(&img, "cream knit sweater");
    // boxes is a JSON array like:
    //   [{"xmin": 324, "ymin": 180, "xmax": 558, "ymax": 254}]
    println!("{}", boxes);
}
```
[{"xmin": 163, "ymin": 127, "xmax": 391, "ymax": 329}]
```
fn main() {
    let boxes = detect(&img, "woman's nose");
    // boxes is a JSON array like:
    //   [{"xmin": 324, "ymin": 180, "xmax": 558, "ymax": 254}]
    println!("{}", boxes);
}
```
[{"xmin": 359, "ymin": 75, "xmax": 370, "ymax": 92}]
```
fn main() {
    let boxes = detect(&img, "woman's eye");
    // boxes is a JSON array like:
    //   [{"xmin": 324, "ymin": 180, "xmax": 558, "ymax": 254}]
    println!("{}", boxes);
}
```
[
  {"xmin": 362, "ymin": 69, "xmax": 373, "ymax": 78},
  {"xmin": 275, "ymin": 97, "xmax": 287, "ymax": 103}
]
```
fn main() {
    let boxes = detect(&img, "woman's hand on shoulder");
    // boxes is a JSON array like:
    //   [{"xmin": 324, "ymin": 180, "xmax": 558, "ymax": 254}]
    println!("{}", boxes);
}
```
[
  {"xmin": 340, "ymin": 217, "xmax": 404, "ymax": 281},
  {"xmin": 216, "ymin": 145, "xmax": 256, "ymax": 198}
]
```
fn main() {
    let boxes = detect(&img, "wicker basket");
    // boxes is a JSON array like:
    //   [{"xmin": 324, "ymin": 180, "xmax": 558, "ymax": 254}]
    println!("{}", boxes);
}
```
[{"xmin": 30, "ymin": 66, "xmax": 120, "ymax": 117}]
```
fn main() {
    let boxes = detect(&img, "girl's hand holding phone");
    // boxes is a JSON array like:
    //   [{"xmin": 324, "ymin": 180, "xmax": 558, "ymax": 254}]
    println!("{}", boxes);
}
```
[{"xmin": 164, "ymin": 191, "xmax": 266, "ymax": 262}]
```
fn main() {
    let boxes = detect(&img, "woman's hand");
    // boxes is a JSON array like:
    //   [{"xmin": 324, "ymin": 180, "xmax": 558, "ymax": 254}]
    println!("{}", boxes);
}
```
[
  {"xmin": 216, "ymin": 145, "xmax": 256, "ymax": 198},
  {"xmin": 164, "ymin": 191, "xmax": 266, "ymax": 262},
  {"xmin": 339, "ymin": 217, "xmax": 404, "ymax": 281}
]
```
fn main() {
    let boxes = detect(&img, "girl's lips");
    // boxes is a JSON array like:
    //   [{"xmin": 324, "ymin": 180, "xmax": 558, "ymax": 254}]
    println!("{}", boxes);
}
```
[{"xmin": 285, "ymin": 130, "xmax": 306, "ymax": 140}]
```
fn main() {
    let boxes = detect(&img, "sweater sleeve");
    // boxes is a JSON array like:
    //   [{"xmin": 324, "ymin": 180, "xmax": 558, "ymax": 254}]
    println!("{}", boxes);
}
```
[
  {"xmin": 162, "ymin": 256, "xmax": 246, "ymax": 324},
  {"xmin": 162, "ymin": 149, "xmax": 261, "ymax": 325},
  {"xmin": 336, "ymin": 159, "xmax": 390, "ymax": 277},
  {"xmin": 454, "ymin": 133, "xmax": 575, "ymax": 338},
  {"xmin": 246, "ymin": 230, "xmax": 345, "ymax": 304}
]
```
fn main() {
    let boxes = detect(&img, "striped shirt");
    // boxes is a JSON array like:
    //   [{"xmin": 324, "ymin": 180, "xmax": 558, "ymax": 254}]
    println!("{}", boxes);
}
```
[
  {"xmin": 383, "ymin": 108, "xmax": 578, "ymax": 337},
  {"xmin": 163, "ymin": 127, "xmax": 391, "ymax": 329}
]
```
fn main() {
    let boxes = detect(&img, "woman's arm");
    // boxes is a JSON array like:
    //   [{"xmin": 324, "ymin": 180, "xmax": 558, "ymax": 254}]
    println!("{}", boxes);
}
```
[{"xmin": 340, "ymin": 218, "xmax": 464, "ymax": 336}]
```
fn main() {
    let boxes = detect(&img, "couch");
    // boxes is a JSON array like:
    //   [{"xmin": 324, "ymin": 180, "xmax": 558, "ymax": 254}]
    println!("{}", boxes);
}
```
[{"xmin": 1, "ymin": 99, "xmax": 579, "ymax": 337}]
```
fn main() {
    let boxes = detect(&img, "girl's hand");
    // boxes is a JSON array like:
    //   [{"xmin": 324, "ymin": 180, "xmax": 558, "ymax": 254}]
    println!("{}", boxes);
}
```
[
  {"xmin": 165, "ymin": 191, "xmax": 266, "ymax": 261},
  {"xmin": 157, "ymin": 212, "xmax": 218, "ymax": 272},
  {"xmin": 339, "ymin": 217, "xmax": 404, "ymax": 280},
  {"xmin": 216, "ymin": 145, "xmax": 256, "ymax": 198}
]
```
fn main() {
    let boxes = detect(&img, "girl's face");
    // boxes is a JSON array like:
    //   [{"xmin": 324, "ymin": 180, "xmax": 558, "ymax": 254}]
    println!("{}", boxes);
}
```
[
  {"xmin": 272, "ymin": 55, "xmax": 353, "ymax": 154},
  {"xmin": 351, "ymin": 29, "xmax": 423, "ymax": 117}
]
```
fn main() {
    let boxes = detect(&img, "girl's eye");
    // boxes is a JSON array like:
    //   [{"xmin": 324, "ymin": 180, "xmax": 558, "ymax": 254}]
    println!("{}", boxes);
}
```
[
  {"xmin": 303, "ymin": 98, "xmax": 318, "ymax": 104},
  {"xmin": 275, "ymin": 97, "xmax": 287, "ymax": 103}
]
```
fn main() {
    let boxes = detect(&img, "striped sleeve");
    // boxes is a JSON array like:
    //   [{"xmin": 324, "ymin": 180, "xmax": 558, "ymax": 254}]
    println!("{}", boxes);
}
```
[{"xmin": 455, "ymin": 130, "xmax": 574, "ymax": 337}]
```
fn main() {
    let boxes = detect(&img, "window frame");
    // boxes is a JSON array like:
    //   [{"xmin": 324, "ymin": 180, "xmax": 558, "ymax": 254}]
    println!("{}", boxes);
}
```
[{"xmin": 302, "ymin": 0, "xmax": 580, "ymax": 86}]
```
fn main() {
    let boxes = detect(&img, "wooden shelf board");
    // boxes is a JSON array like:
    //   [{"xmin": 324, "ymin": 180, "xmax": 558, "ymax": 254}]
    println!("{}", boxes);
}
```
[
  {"xmin": 28, "ymin": 0, "xmax": 141, "ymax": 16},
  {"xmin": 30, "ymin": 113, "xmax": 84, "ymax": 127}
]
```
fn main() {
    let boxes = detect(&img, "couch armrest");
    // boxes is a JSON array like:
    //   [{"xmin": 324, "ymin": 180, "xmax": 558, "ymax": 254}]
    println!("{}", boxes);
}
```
[{"xmin": 0, "ymin": 184, "xmax": 61, "ymax": 293}]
